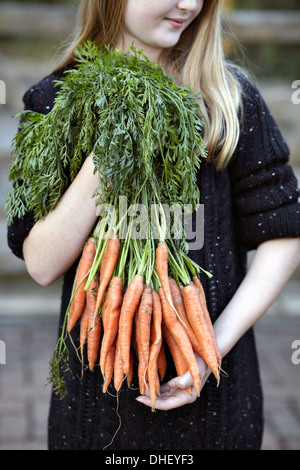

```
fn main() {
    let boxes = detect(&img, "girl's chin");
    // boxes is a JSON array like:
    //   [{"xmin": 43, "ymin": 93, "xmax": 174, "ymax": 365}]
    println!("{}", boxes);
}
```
[
  {"xmin": 162, "ymin": 35, "xmax": 183, "ymax": 49},
  {"xmin": 149, "ymin": 36, "xmax": 181, "ymax": 52},
  {"xmin": 122, "ymin": 33, "xmax": 181, "ymax": 60}
]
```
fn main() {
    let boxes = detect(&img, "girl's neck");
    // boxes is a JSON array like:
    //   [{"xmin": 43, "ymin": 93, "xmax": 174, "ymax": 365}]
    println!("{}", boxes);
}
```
[
  {"xmin": 116, "ymin": 37, "xmax": 162, "ymax": 64},
  {"xmin": 115, "ymin": 35, "xmax": 183, "ymax": 87}
]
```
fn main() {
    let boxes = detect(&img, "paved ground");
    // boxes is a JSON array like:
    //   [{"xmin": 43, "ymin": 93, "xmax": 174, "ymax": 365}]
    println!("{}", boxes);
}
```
[
  {"xmin": 0, "ymin": 305, "xmax": 299, "ymax": 450},
  {"xmin": 256, "ymin": 316, "xmax": 300, "ymax": 450}
]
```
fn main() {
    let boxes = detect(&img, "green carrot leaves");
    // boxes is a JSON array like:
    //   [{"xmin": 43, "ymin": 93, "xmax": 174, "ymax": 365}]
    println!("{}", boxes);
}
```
[{"xmin": 6, "ymin": 41, "xmax": 206, "ymax": 226}]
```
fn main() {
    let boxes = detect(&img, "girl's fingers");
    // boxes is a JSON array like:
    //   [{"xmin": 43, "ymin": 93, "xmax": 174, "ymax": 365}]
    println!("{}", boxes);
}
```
[
  {"xmin": 159, "ymin": 382, "xmax": 175, "ymax": 393},
  {"xmin": 137, "ymin": 376, "xmax": 198, "ymax": 411},
  {"xmin": 141, "ymin": 381, "xmax": 173, "ymax": 399},
  {"xmin": 167, "ymin": 371, "xmax": 192, "ymax": 391},
  {"xmin": 165, "ymin": 353, "xmax": 210, "ymax": 390},
  {"xmin": 136, "ymin": 387, "xmax": 198, "ymax": 411},
  {"xmin": 136, "ymin": 354, "xmax": 212, "ymax": 411}
]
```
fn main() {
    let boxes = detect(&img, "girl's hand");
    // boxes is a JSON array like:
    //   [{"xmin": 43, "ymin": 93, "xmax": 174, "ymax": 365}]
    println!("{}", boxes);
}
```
[{"xmin": 136, "ymin": 355, "xmax": 211, "ymax": 411}]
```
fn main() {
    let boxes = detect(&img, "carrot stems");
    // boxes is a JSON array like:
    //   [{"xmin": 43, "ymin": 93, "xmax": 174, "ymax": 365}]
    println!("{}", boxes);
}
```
[
  {"xmin": 84, "ymin": 217, "xmax": 108, "ymax": 290},
  {"xmin": 179, "ymin": 249, "xmax": 213, "ymax": 280},
  {"xmin": 166, "ymin": 242, "xmax": 190, "ymax": 286}
]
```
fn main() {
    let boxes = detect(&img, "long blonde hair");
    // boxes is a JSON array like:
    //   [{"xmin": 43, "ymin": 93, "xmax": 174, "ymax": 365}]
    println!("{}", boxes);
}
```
[{"xmin": 53, "ymin": 0, "xmax": 243, "ymax": 170}]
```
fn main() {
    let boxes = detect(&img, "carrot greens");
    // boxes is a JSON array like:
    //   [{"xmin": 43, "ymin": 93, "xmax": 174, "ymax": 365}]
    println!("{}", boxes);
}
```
[{"xmin": 6, "ymin": 41, "xmax": 205, "ymax": 225}]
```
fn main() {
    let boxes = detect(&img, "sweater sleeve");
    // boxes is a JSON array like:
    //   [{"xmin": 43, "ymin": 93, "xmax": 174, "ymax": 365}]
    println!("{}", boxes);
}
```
[
  {"xmin": 7, "ymin": 74, "xmax": 61, "ymax": 260},
  {"xmin": 228, "ymin": 75, "xmax": 300, "ymax": 251}
]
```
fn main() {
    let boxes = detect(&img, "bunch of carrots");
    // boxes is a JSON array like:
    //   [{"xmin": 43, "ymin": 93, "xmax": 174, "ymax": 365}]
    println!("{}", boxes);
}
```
[
  {"xmin": 62, "ymin": 218, "xmax": 222, "ymax": 411},
  {"xmin": 7, "ymin": 42, "xmax": 216, "ymax": 408}
]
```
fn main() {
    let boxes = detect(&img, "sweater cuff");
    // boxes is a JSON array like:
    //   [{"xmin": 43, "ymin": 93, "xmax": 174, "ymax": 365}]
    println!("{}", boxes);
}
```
[
  {"xmin": 235, "ymin": 201, "xmax": 300, "ymax": 251},
  {"xmin": 7, "ymin": 212, "xmax": 35, "ymax": 260}
]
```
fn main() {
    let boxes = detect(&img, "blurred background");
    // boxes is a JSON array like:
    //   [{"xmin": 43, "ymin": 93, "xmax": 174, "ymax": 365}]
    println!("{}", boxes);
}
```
[{"xmin": 0, "ymin": 0, "xmax": 299, "ymax": 450}]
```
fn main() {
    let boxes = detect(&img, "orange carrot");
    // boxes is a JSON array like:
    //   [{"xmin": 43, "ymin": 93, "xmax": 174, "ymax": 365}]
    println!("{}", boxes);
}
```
[
  {"xmin": 99, "ymin": 276, "xmax": 123, "ymax": 375},
  {"xmin": 137, "ymin": 354, "xmax": 147, "ymax": 395},
  {"xmin": 99, "ymin": 233, "xmax": 108, "ymax": 280},
  {"xmin": 159, "ymin": 287, "xmax": 201, "ymax": 395},
  {"xmin": 157, "ymin": 342, "xmax": 167, "ymax": 382},
  {"xmin": 169, "ymin": 277, "xmax": 204, "ymax": 359},
  {"xmin": 182, "ymin": 283, "xmax": 220, "ymax": 384},
  {"xmin": 192, "ymin": 276, "xmax": 202, "ymax": 297},
  {"xmin": 155, "ymin": 242, "xmax": 176, "ymax": 312},
  {"xmin": 118, "ymin": 274, "xmax": 144, "ymax": 375},
  {"xmin": 67, "ymin": 237, "xmax": 95, "ymax": 333},
  {"xmin": 94, "ymin": 233, "xmax": 120, "ymax": 320},
  {"xmin": 79, "ymin": 302, "xmax": 89, "ymax": 361},
  {"xmin": 127, "ymin": 350, "xmax": 134, "ymax": 389},
  {"xmin": 162, "ymin": 324, "xmax": 192, "ymax": 395},
  {"xmin": 136, "ymin": 285, "xmax": 153, "ymax": 366},
  {"xmin": 102, "ymin": 342, "xmax": 115, "ymax": 393},
  {"xmin": 114, "ymin": 335, "xmax": 125, "ymax": 393},
  {"xmin": 148, "ymin": 290, "xmax": 163, "ymax": 409},
  {"xmin": 193, "ymin": 276, "xmax": 222, "ymax": 367},
  {"xmin": 86, "ymin": 275, "xmax": 102, "ymax": 371},
  {"xmin": 155, "ymin": 370, "xmax": 160, "ymax": 398},
  {"xmin": 135, "ymin": 298, "xmax": 148, "ymax": 395}
]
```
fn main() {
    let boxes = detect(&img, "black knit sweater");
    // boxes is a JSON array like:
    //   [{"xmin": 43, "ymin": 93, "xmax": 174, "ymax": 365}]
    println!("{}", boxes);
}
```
[{"xmin": 7, "ymin": 70, "xmax": 300, "ymax": 450}]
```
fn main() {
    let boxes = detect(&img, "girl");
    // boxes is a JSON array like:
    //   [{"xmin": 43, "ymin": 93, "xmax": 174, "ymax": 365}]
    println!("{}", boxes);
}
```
[{"xmin": 7, "ymin": 0, "xmax": 300, "ymax": 450}]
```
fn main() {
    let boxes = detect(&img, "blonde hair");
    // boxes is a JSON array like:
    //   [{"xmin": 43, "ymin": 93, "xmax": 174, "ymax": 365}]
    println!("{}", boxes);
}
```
[{"xmin": 54, "ymin": 0, "xmax": 243, "ymax": 170}]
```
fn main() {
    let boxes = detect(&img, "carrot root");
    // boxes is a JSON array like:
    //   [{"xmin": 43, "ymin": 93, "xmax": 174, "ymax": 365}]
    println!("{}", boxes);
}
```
[
  {"xmin": 182, "ymin": 283, "xmax": 220, "ymax": 385},
  {"xmin": 67, "ymin": 237, "xmax": 96, "ymax": 333}
]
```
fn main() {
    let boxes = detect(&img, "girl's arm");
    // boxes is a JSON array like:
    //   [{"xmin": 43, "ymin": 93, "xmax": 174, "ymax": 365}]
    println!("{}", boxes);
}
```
[
  {"xmin": 23, "ymin": 152, "xmax": 99, "ymax": 286},
  {"xmin": 215, "ymin": 236, "xmax": 300, "ymax": 357},
  {"xmin": 136, "ymin": 236, "xmax": 300, "ymax": 410}
]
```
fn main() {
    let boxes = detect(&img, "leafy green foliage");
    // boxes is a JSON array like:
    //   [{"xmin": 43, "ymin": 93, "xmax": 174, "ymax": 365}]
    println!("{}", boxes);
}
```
[
  {"xmin": 6, "ymin": 41, "xmax": 206, "ymax": 225},
  {"xmin": 45, "ymin": 336, "xmax": 70, "ymax": 399}
]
